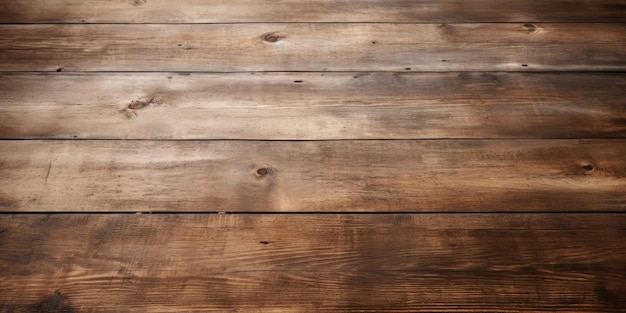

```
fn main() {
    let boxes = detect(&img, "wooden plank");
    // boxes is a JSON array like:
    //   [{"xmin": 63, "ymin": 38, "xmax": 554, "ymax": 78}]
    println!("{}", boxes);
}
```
[
  {"xmin": 0, "ymin": 213, "xmax": 624, "ymax": 311},
  {"xmin": 0, "ymin": 140, "xmax": 624, "ymax": 212},
  {"xmin": 2, "ymin": 0, "xmax": 626, "ymax": 23},
  {"xmin": 1, "ymin": 72, "xmax": 625, "ymax": 140},
  {"xmin": 0, "ymin": 24, "xmax": 624, "ymax": 72}
]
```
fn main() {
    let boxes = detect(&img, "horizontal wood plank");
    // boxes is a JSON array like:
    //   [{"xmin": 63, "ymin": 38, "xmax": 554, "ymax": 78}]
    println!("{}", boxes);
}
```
[
  {"xmin": 0, "ymin": 213, "xmax": 625, "ymax": 311},
  {"xmin": 0, "ymin": 24, "xmax": 624, "ymax": 72},
  {"xmin": 2, "ymin": 0, "xmax": 626, "ymax": 23},
  {"xmin": 0, "ymin": 140, "xmax": 624, "ymax": 212},
  {"xmin": 1, "ymin": 72, "xmax": 625, "ymax": 139}
]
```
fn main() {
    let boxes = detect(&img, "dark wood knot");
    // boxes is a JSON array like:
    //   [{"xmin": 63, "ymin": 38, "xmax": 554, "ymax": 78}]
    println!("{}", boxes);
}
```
[
  {"xmin": 128, "ymin": 98, "xmax": 153, "ymax": 110},
  {"xmin": 523, "ymin": 23, "xmax": 537, "ymax": 31},
  {"xmin": 263, "ymin": 34, "xmax": 281, "ymax": 43},
  {"xmin": 582, "ymin": 163, "xmax": 595, "ymax": 174}
]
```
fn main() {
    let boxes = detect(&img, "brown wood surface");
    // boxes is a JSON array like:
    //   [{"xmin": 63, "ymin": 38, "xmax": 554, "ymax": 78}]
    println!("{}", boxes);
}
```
[
  {"xmin": 0, "ymin": 213, "xmax": 625, "ymax": 312},
  {"xmin": 0, "ymin": 23, "xmax": 624, "ymax": 72},
  {"xmin": 1, "ymin": 140, "xmax": 624, "ymax": 213},
  {"xmin": 1, "ymin": 0, "xmax": 625, "ymax": 311},
  {"xmin": 2, "ymin": 0, "xmax": 626, "ymax": 23},
  {"xmin": 1, "ymin": 72, "xmax": 625, "ymax": 139}
]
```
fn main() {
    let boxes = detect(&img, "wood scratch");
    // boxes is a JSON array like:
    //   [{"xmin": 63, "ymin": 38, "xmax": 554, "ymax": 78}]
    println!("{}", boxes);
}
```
[{"xmin": 44, "ymin": 161, "xmax": 52, "ymax": 185}]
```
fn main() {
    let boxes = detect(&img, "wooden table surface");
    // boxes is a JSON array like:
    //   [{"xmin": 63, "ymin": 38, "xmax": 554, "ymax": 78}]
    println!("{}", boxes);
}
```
[{"xmin": 0, "ymin": 1, "xmax": 625, "ymax": 312}]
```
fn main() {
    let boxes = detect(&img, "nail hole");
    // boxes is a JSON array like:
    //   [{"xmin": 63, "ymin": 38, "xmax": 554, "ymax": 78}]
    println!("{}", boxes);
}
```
[
  {"xmin": 56, "ymin": 68, "xmax": 63, "ymax": 72},
  {"xmin": 521, "ymin": 64, "xmax": 528, "ymax": 67},
  {"xmin": 582, "ymin": 164, "xmax": 595, "ymax": 172},
  {"xmin": 257, "ymin": 168, "xmax": 269, "ymax": 176},
  {"xmin": 293, "ymin": 80, "xmax": 303, "ymax": 83},
  {"xmin": 405, "ymin": 67, "xmax": 411, "ymax": 71},
  {"xmin": 371, "ymin": 41, "xmax": 377, "ymax": 44},
  {"xmin": 259, "ymin": 241, "xmax": 273, "ymax": 245},
  {"xmin": 263, "ymin": 34, "xmax": 280, "ymax": 43}
]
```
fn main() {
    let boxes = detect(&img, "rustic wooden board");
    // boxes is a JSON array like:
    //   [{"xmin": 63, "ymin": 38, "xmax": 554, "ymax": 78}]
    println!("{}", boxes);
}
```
[
  {"xmin": 0, "ymin": 23, "xmax": 624, "ymax": 72},
  {"xmin": 1, "ymin": 72, "xmax": 625, "ymax": 140},
  {"xmin": 2, "ymin": 0, "xmax": 626, "ymax": 23},
  {"xmin": 1, "ymin": 140, "xmax": 624, "ymax": 212},
  {"xmin": 0, "ymin": 213, "xmax": 625, "ymax": 312}
]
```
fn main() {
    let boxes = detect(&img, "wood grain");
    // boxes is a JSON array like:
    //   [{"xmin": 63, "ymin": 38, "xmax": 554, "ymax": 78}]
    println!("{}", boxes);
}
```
[
  {"xmin": 0, "ymin": 214, "xmax": 625, "ymax": 312},
  {"xmin": 0, "ymin": 140, "xmax": 624, "ymax": 212},
  {"xmin": 2, "ymin": 0, "xmax": 626, "ymax": 23},
  {"xmin": 1, "ymin": 72, "xmax": 625, "ymax": 140},
  {"xmin": 0, "ymin": 23, "xmax": 624, "ymax": 72},
  {"xmin": 0, "ymin": 0, "xmax": 625, "ymax": 312}
]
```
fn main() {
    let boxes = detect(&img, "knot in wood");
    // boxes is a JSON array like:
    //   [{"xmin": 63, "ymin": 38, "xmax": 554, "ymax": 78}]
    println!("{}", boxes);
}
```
[
  {"xmin": 523, "ymin": 23, "xmax": 537, "ymax": 32},
  {"xmin": 582, "ymin": 163, "xmax": 595, "ymax": 174},
  {"xmin": 257, "ymin": 168, "xmax": 269, "ymax": 176},
  {"xmin": 263, "ymin": 34, "xmax": 281, "ymax": 43},
  {"xmin": 128, "ymin": 99, "xmax": 152, "ymax": 110}
]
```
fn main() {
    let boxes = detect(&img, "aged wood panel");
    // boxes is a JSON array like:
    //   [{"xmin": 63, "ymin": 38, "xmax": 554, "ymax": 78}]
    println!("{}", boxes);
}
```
[
  {"xmin": 0, "ymin": 23, "xmax": 624, "ymax": 72},
  {"xmin": 0, "ymin": 140, "xmax": 624, "ymax": 212},
  {"xmin": 2, "ymin": 0, "xmax": 626, "ymax": 23},
  {"xmin": 1, "ymin": 72, "xmax": 625, "ymax": 140},
  {"xmin": 0, "ymin": 214, "xmax": 624, "ymax": 312}
]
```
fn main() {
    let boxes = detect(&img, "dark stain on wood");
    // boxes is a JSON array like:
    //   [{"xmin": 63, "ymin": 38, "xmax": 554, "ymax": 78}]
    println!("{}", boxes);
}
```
[
  {"xmin": 0, "ymin": 197, "xmax": 19, "ymax": 209},
  {"xmin": 26, "ymin": 291, "xmax": 76, "ymax": 313},
  {"xmin": 48, "ymin": 291, "xmax": 65, "ymax": 311},
  {"xmin": 596, "ymin": 284, "xmax": 626, "ymax": 307},
  {"xmin": 610, "ymin": 118, "xmax": 626, "ymax": 126}
]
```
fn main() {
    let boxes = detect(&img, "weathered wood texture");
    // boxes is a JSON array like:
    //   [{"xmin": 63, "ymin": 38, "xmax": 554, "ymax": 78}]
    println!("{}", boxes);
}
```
[
  {"xmin": 1, "ymin": 140, "xmax": 624, "ymax": 212},
  {"xmin": 1, "ymin": 0, "xmax": 625, "ymax": 311},
  {"xmin": 2, "ymin": 0, "xmax": 626, "ymax": 23},
  {"xmin": 0, "ymin": 24, "xmax": 624, "ymax": 72},
  {"xmin": 1, "ymin": 72, "xmax": 625, "ymax": 139},
  {"xmin": 0, "ymin": 214, "xmax": 625, "ymax": 312}
]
